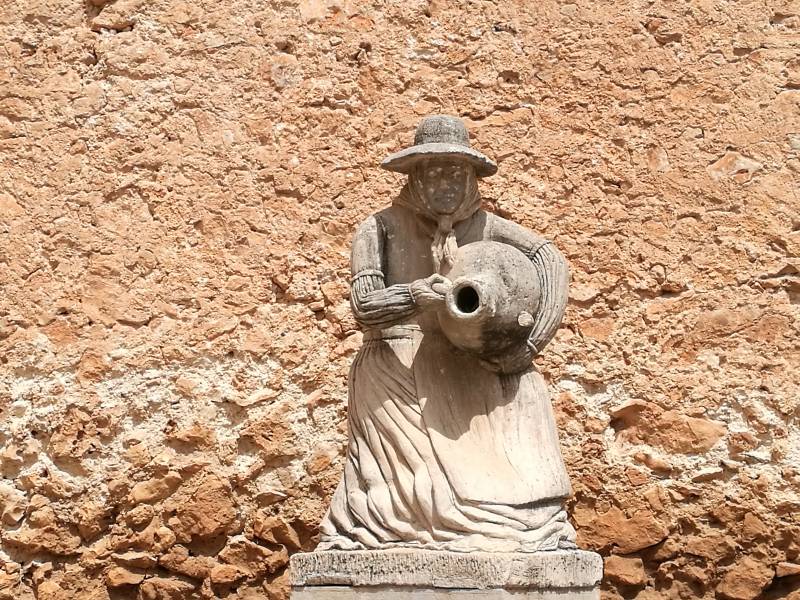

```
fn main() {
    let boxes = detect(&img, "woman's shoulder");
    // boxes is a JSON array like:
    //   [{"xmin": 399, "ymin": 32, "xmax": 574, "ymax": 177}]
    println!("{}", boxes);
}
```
[
  {"xmin": 480, "ymin": 210, "xmax": 536, "ymax": 238},
  {"xmin": 352, "ymin": 205, "xmax": 410, "ymax": 242},
  {"xmin": 376, "ymin": 203, "xmax": 421, "ymax": 233},
  {"xmin": 476, "ymin": 211, "xmax": 557, "ymax": 256},
  {"xmin": 478, "ymin": 209, "xmax": 522, "ymax": 227}
]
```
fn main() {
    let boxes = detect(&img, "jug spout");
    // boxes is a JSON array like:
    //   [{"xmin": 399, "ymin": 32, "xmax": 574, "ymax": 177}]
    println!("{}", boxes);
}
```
[{"xmin": 437, "ymin": 241, "xmax": 541, "ymax": 358}]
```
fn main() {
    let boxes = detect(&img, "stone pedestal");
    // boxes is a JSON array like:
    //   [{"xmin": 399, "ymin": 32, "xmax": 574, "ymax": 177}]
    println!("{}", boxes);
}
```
[{"xmin": 290, "ymin": 549, "xmax": 603, "ymax": 599}]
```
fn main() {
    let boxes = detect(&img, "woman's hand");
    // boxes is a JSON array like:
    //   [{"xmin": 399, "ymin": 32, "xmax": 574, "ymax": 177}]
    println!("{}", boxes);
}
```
[{"xmin": 410, "ymin": 274, "xmax": 452, "ymax": 309}]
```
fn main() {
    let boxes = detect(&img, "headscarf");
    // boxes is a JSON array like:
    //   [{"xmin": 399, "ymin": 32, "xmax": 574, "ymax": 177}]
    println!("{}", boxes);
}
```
[{"xmin": 394, "ymin": 166, "xmax": 482, "ymax": 274}]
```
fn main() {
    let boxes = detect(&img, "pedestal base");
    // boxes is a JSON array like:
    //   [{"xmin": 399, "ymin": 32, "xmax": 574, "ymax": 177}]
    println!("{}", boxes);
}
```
[
  {"xmin": 293, "ymin": 585, "xmax": 598, "ymax": 599},
  {"xmin": 290, "ymin": 549, "xmax": 602, "ymax": 599}
]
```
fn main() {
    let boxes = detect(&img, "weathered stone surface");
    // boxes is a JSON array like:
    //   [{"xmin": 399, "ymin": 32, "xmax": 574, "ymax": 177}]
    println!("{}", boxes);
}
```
[
  {"xmin": 776, "ymin": 562, "xmax": 800, "ymax": 578},
  {"xmin": 137, "ymin": 577, "xmax": 196, "ymax": 600},
  {"xmin": 158, "ymin": 545, "xmax": 216, "ymax": 580},
  {"xmin": 3, "ymin": 508, "xmax": 82, "ymax": 556},
  {"xmin": 241, "ymin": 402, "xmax": 301, "ymax": 464},
  {"xmin": 706, "ymin": 152, "xmax": 763, "ymax": 182},
  {"xmin": 290, "ymin": 550, "xmax": 602, "ymax": 589},
  {"xmin": 130, "ymin": 471, "xmax": 182, "ymax": 504},
  {"xmin": 254, "ymin": 513, "xmax": 303, "ymax": 551},
  {"xmin": 610, "ymin": 401, "xmax": 726, "ymax": 454},
  {"xmin": 715, "ymin": 556, "xmax": 774, "ymax": 600},
  {"xmin": 573, "ymin": 505, "xmax": 669, "ymax": 554},
  {"xmin": 1, "ymin": 0, "xmax": 797, "ymax": 598},
  {"xmin": 90, "ymin": 0, "xmax": 146, "ymax": 32},
  {"xmin": 33, "ymin": 568, "xmax": 110, "ymax": 600},
  {"xmin": 603, "ymin": 555, "xmax": 647, "ymax": 587},
  {"xmin": 218, "ymin": 535, "xmax": 290, "ymax": 577},
  {"xmin": 292, "ymin": 587, "xmax": 599, "ymax": 599},
  {"xmin": 163, "ymin": 473, "xmax": 239, "ymax": 542},
  {"xmin": 0, "ymin": 483, "xmax": 27, "ymax": 526},
  {"xmin": 105, "ymin": 566, "xmax": 145, "ymax": 587}
]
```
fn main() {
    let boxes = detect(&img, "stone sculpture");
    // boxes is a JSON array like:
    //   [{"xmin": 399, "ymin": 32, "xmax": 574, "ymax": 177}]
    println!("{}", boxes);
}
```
[{"xmin": 291, "ymin": 116, "xmax": 602, "ymax": 598}]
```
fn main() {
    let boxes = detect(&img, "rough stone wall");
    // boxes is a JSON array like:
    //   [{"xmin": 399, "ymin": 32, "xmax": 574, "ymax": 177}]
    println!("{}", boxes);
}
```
[{"xmin": 1, "ymin": 0, "xmax": 798, "ymax": 598}]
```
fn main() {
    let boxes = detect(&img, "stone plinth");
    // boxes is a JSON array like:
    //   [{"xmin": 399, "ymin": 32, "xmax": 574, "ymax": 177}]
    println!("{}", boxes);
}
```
[{"xmin": 290, "ymin": 549, "xmax": 603, "ymax": 599}]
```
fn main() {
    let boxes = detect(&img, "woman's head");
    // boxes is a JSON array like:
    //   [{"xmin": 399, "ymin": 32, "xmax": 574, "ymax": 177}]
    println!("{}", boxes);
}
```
[{"xmin": 410, "ymin": 158, "xmax": 478, "ymax": 216}]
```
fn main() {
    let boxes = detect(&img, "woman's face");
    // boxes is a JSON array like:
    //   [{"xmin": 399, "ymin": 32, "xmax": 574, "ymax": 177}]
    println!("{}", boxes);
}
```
[{"xmin": 414, "ymin": 159, "xmax": 474, "ymax": 214}]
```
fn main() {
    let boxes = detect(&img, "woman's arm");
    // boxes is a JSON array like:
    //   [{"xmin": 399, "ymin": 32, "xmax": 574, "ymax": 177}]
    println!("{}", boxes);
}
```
[
  {"xmin": 350, "ymin": 215, "xmax": 416, "ymax": 329},
  {"xmin": 487, "ymin": 214, "xmax": 570, "ymax": 357},
  {"xmin": 527, "ymin": 242, "xmax": 570, "ymax": 353},
  {"xmin": 350, "ymin": 214, "xmax": 449, "ymax": 329}
]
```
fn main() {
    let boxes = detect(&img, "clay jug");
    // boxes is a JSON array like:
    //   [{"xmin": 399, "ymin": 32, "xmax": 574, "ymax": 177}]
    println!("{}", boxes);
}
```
[{"xmin": 438, "ymin": 241, "xmax": 541, "ymax": 358}]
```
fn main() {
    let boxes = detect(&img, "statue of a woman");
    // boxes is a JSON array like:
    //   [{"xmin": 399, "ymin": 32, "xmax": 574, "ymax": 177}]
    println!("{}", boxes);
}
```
[{"xmin": 318, "ymin": 115, "xmax": 575, "ymax": 553}]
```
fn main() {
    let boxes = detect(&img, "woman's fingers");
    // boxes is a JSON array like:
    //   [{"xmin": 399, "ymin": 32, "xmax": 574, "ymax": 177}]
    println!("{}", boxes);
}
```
[
  {"xmin": 411, "ymin": 275, "xmax": 454, "ymax": 309},
  {"xmin": 427, "ymin": 274, "xmax": 452, "ymax": 297},
  {"xmin": 431, "ymin": 282, "xmax": 451, "ymax": 295},
  {"xmin": 427, "ymin": 273, "xmax": 451, "ymax": 287}
]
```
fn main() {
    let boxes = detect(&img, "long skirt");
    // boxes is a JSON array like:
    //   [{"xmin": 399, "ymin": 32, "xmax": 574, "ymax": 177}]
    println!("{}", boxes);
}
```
[{"xmin": 319, "ymin": 325, "xmax": 576, "ymax": 553}]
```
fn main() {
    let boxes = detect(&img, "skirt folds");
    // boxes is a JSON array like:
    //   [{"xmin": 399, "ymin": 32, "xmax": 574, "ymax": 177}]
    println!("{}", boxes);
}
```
[{"xmin": 319, "ymin": 326, "xmax": 576, "ymax": 553}]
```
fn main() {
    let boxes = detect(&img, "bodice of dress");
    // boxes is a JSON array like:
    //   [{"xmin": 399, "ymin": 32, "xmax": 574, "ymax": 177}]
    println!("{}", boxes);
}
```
[
  {"xmin": 378, "ymin": 205, "xmax": 487, "ymax": 285},
  {"xmin": 349, "ymin": 204, "xmax": 569, "ymax": 354}
]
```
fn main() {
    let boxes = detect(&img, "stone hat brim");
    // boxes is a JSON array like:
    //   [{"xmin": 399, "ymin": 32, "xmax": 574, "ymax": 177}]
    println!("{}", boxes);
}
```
[{"xmin": 381, "ymin": 143, "xmax": 498, "ymax": 177}]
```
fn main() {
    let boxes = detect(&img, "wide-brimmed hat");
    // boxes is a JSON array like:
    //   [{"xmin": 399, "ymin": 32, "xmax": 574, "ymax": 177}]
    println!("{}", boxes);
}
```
[{"xmin": 381, "ymin": 115, "xmax": 498, "ymax": 177}]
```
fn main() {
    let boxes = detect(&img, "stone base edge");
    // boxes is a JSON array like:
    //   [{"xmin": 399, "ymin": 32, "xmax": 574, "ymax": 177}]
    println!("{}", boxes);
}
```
[
  {"xmin": 290, "ymin": 549, "xmax": 603, "ymax": 590},
  {"xmin": 292, "ymin": 585, "xmax": 600, "ymax": 599}
]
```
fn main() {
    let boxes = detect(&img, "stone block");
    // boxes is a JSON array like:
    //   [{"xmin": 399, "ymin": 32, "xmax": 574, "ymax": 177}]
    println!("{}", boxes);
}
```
[{"xmin": 290, "ymin": 549, "xmax": 602, "ymax": 599}]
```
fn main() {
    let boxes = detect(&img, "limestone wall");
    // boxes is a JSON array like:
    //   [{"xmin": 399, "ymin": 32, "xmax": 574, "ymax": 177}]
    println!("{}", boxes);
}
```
[{"xmin": 1, "ymin": 0, "xmax": 798, "ymax": 599}]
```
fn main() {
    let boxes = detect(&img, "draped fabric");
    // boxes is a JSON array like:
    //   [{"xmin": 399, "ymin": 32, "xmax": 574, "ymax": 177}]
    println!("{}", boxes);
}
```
[
  {"xmin": 393, "ymin": 171, "xmax": 481, "ymax": 274},
  {"xmin": 318, "ymin": 327, "xmax": 577, "ymax": 553}
]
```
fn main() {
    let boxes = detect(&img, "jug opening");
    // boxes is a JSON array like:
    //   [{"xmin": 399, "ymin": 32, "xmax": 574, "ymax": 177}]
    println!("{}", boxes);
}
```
[{"xmin": 455, "ymin": 285, "xmax": 480, "ymax": 314}]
